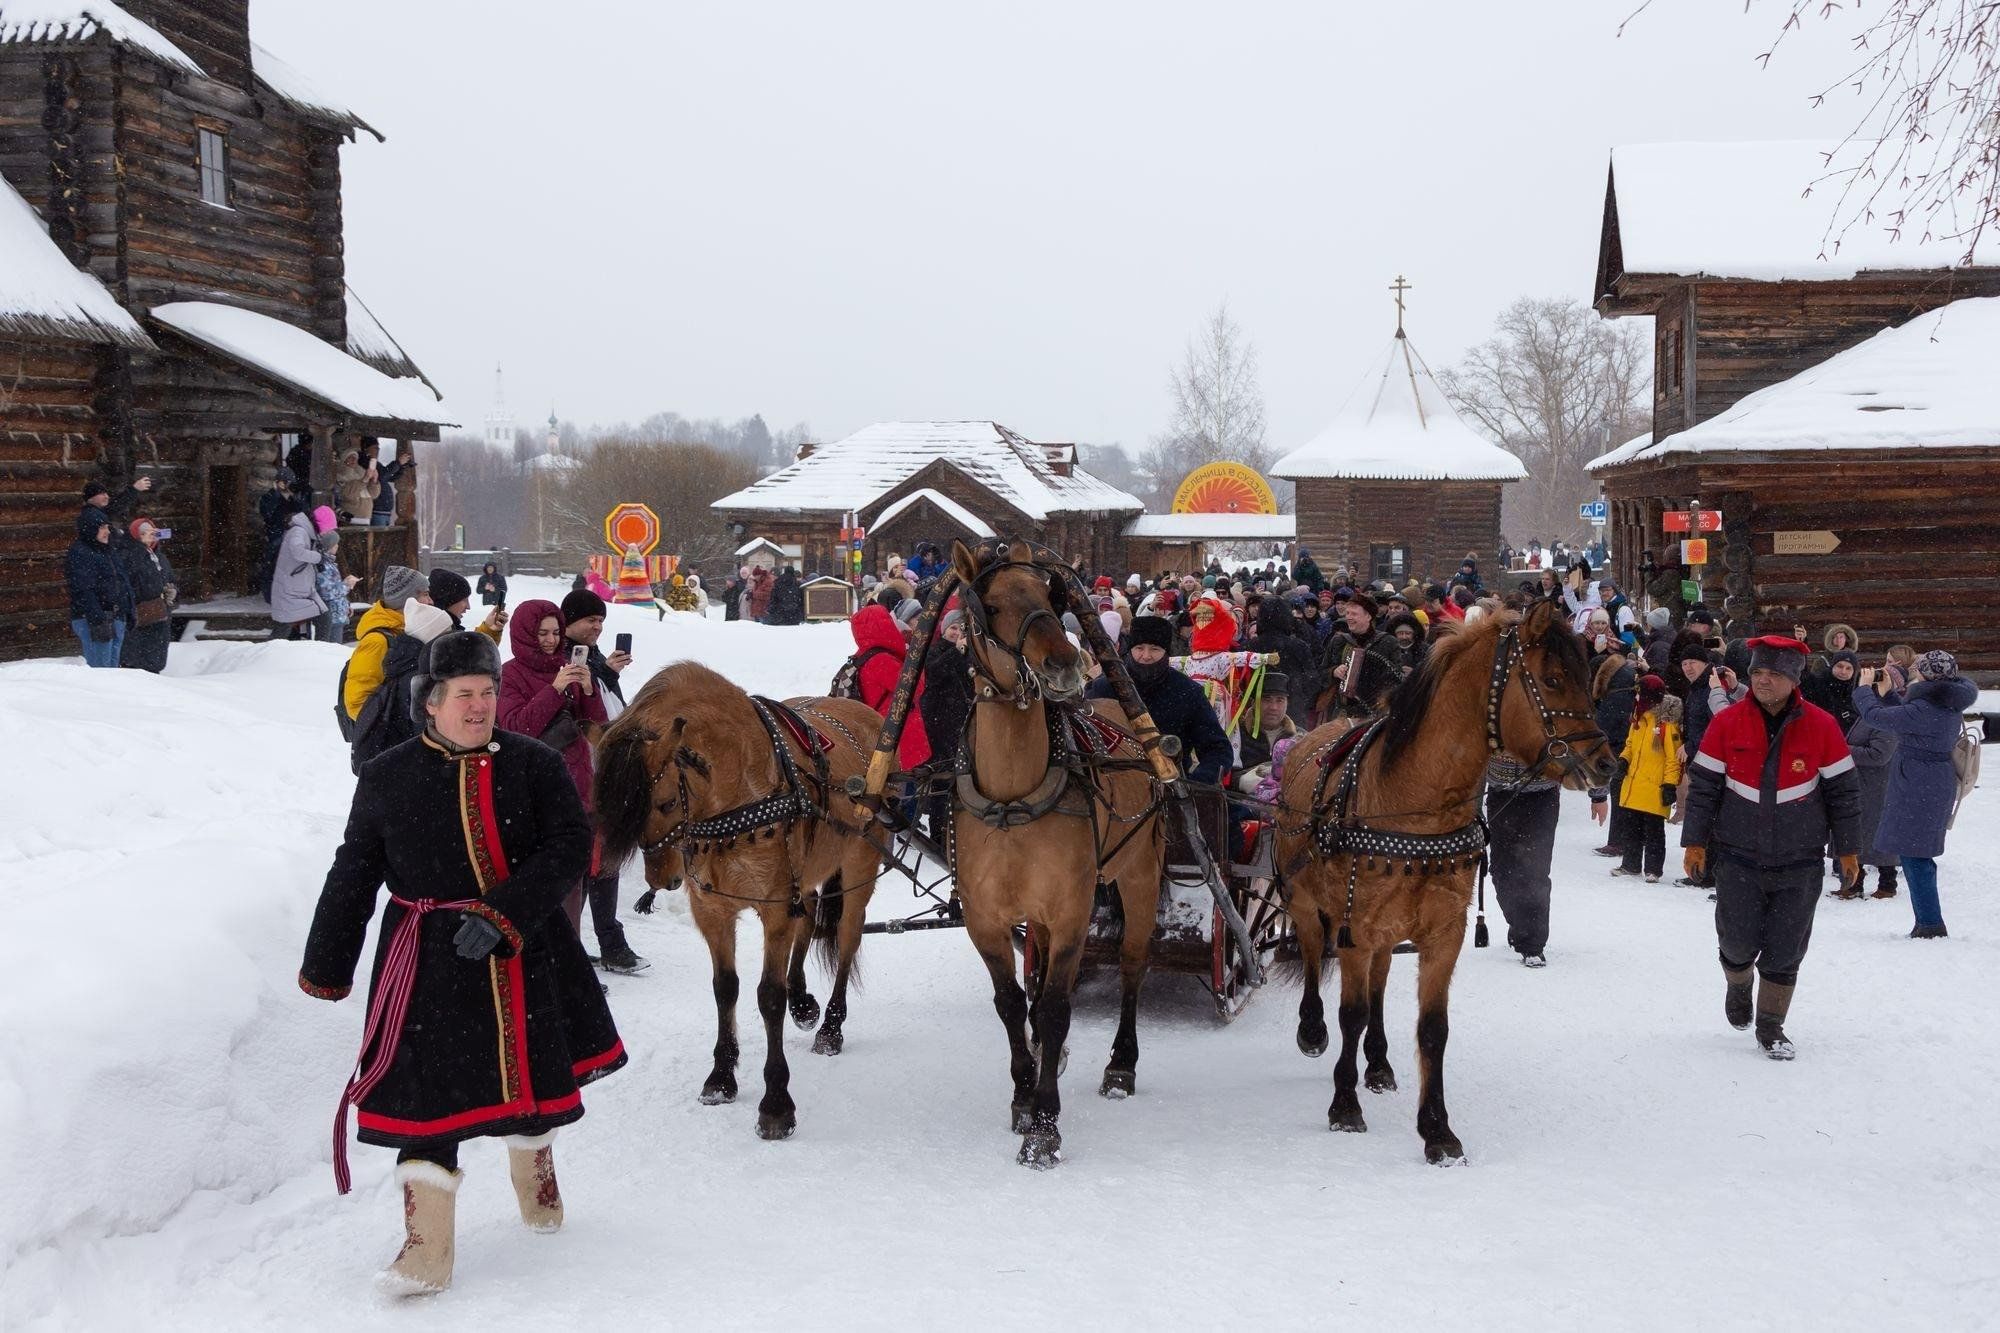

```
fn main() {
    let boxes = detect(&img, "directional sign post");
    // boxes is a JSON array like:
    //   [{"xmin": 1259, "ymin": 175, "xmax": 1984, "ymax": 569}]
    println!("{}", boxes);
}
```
[
  {"xmin": 1662, "ymin": 509, "xmax": 1722, "ymax": 533},
  {"xmin": 1772, "ymin": 530, "xmax": 1842, "ymax": 556},
  {"xmin": 1579, "ymin": 499, "xmax": 1608, "ymax": 527}
]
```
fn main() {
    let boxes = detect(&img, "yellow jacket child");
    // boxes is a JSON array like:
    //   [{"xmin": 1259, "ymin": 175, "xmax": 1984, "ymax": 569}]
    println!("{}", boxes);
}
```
[{"xmin": 1618, "ymin": 687, "xmax": 1683, "ymax": 817}]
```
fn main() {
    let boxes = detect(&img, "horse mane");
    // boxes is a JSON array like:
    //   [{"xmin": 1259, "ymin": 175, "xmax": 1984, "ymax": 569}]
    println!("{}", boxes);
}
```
[
  {"xmin": 1377, "ymin": 606, "xmax": 1591, "ymax": 772},
  {"xmin": 595, "ymin": 660, "xmax": 752, "ymax": 867}
]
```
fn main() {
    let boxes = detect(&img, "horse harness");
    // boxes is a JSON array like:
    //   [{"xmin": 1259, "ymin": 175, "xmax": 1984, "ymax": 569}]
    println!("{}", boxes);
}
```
[{"xmin": 1297, "ymin": 625, "xmax": 1602, "ymax": 948}]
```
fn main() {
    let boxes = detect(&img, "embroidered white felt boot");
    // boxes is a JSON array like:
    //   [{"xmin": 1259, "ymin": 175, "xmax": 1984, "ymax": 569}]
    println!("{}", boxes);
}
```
[
  {"xmin": 506, "ymin": 1131, "xmax": 564, "ymax": 1232},
  {"xmin": 378, "ymin": 1160, "xmax": 460, "ymax": 1296}
]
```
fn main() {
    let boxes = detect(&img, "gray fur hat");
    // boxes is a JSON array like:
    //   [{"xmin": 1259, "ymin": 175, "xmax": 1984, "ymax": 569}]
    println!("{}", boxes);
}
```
[{"xmin": 420, "ymin": 630, "xmax": 501, "ymax": 683}]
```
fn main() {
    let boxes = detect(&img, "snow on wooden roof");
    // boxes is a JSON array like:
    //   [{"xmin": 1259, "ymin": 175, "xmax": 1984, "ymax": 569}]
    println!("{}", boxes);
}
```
[
  {"xmin": 872, "ymin": 487, "xmax": 996, "ymax": 539},
  {"xmin": 0, "ymin": 173, "xmax": 151, "ymax": 349},
  {"xmin": 150, "ymin": 301, "xmax": 455, "ymax": 427},
  {"xmin": 0, "ymin": 1, "xmax": 203, "ymax": 74},
  {"xmin": 1123, "ymin": 513, "xmax": 1295, "ymax": 540},
  {"xmin": 1601, "ymin": 296, "xmax": 2000, "ymax": 464},
  {"xmin": 713, "ymin": 421, "xmax": 1143, "ymax": 519},
  {"xmin": 1607, "ymin": 142, "xmax": 1997, "ymax": 282},
  {"xmin": 1271, "ymin": 333, "xmax": 1527, "ymax": 482},
  {"xmin": 342, "ymin": 285, "xmax": 423, "ymax": 379},
  {"xmin": 251, "ymin": 40, "xmax": 382, "ymax": 142},
  {"xmin": 1586, "ymin": 431, "xmax": 1654, "ymax": 474}
]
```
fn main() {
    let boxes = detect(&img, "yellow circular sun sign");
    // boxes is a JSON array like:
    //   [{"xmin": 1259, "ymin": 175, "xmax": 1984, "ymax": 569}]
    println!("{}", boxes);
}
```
[
  {"xmin": 603, "ymin": 503, "xmax": 661, "ymax": 556},
  {"xmin": 1171, "ymin": 461, "xmax": 1278, "ymax": 515}
]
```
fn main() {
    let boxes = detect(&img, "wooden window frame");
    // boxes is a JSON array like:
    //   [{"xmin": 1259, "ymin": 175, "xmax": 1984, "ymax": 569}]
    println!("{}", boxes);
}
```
[{"xmin": 197, "ymin": 127, "xmax": 231, "ymax": 208}]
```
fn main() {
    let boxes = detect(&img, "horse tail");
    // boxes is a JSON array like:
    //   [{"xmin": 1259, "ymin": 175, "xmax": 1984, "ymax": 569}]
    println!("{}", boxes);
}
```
[
  {"xmin": 811, "ymin": 874, "xmax": 858, "ymax": 987},
  {"xmin": 595, "ymin": 714, "xmax": 675, "ymax": 869},
  {"xmin": 1269, "ymin": 908, "xmax": 1337, "ymax": 985}
]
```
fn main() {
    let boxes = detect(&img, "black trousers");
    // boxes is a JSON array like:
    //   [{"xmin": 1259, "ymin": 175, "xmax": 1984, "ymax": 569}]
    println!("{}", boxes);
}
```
[
  {"xmin": 1603, "ymin": 799, "xmax": 1633, "ymax": 851},
  {"xmin": 1486, "ymin": 785, "xmax": 1561, "ymax": 956},
  {"xmin": 1713, "ymin": 856, "xmax": 1821, "ymax": 986},
  {"xmin": 584, "ymin": 870, "xmax": 629, "ymax": 954},
  {"xmin": 120, "ymin": 620, "xmax": 170, "ymax": 673},
  {"xmin": 1620, "ymin": 810, "xmax": 1667, "ymax": 876}
]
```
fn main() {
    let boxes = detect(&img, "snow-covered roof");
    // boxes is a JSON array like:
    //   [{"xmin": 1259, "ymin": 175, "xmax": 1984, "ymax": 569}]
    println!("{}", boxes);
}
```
[
  {"xmin": 150, "ymin": 301, "xmax": 455, "ymax": 426},
  {"xmin": 735, "ymin": 537, "xmax": 785, "ymax": 557},
  {"xmin": 871, "ymin": 487, "xmax": 997, "ymax": 539},
  {"xmin": 712, "ymin": 421, "xmax": 1144, "ymax": 519},
  {"xmin": 520, "ymin": 451, "xmax": 580, "ymax": 473},
  {"xmin": 1271, "ymin": 333, "xmax": 1528, "ymax": 482},
  {"xmin": 341, "ymin": 284, "xmax": 425, "ymax": 380},
  {"xmin": 1600, "ymin": 296, "xmax": 2000, "ymax": 464},
  {"xmin": 251, "ymin": 40, "xmax": 382, "ymax": 142},
  {"xmin": 0, "ymin": 173, "xmax": 151, "ymax": 349},
  {"xmin": 1586, "ymin": 431, "xmax": 1654, "ymax": 474},
  {"xmin": 1607, "ymin": 142, "xmax": 1997, "ymax": 282},
  {"xmin": 1123, "ymin": 513, "xmax": 1296, "ymax": 540},
  {"xmin": 0, "ymin": 1, "xmax": 204, "ymax": 74}
]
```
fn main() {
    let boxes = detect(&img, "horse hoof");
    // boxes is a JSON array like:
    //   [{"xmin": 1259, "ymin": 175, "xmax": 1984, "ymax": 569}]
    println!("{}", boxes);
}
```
[
  {"xmin": 789, "ymin": 993, "xmax": 821, "ymax": 1030},
  {"xmin": 1100, "ymin": 1068, "xmax": 1135, "ymax": 1099},
  {"xmin": 1010, "ymin": 1103, "xmax": 1034, "ymax": 1134},
  {"xmin": 1425, "ymin": 1136, "xmax": 1466, "ymax": 1165},
  {"xmin": 1329, "ymin": 1105, "xmax": 1368, "ymax": 1134},
  {"xmin": 756, "ymin": 1110, "xmax": 798, "ymax": 1141},
  {"xmin": 811, "ymin": 1026, "xmax": 844, "ymax": 1057},
  {"xmin": 1017, "ymin": 1131, "xmax": 1062, "ymax": 1170},
  {"xmin": 1297, "ymin": 1022, "xmax": 1328, "ymax": 1058},
  {"xmin": 699, "ymin": 1078, "xmax": 737, "ymax": 1105},
  {"xmin": 1365, "ymin": 1066, "xmax": 1397, "ymax": 1093}
]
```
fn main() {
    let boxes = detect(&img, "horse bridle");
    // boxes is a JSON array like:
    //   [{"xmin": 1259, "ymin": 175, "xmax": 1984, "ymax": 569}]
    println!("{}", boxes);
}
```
[
  {"xmin": 1485, "ymin": 626, "xmax": 1605, "ymax": 784},
  {"xmin": 960, "ymin": 557, "xmax": 1074, "ymax": 709}
]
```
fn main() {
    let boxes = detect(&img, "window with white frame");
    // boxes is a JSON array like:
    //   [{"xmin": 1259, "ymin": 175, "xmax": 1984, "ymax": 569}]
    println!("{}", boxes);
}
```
[{"xmin": 198, "ymin": 128, "xmax": 229, "ymax": 206}]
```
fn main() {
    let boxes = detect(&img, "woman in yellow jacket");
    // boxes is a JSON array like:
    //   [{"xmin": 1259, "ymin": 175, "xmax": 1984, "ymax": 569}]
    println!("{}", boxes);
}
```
[{"xmin": 1611, "ymin": 673, "xmax": 1683, "ymax": 883}]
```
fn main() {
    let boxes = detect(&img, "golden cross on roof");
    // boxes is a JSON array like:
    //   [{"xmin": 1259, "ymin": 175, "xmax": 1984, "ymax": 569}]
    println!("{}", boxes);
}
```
[{"xmin": 1390, "ymin": 275, "xmax": 1412, "ymax": 337}]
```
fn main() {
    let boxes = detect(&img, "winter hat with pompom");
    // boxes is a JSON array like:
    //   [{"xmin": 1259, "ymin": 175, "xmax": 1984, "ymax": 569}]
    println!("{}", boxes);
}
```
[{"xmin": 311, "ymin": 505, "xmax": 338, "ymax": 534}]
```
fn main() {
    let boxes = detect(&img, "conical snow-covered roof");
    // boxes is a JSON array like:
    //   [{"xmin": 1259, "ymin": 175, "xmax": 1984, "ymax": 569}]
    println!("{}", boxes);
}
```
[{"xmin": 1271, "ymin": 331, "xmax": 1527, "ymax": 482}]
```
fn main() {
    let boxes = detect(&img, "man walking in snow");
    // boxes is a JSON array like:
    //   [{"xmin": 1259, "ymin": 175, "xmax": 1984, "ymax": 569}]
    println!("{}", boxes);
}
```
[
  {"xmin": 300, "ymin": 631, "xmax": 625, "ymax": 1296},
  {"xmin": 1680, "ymin": 636, "xmax": 1861, "ymax": 1061}
]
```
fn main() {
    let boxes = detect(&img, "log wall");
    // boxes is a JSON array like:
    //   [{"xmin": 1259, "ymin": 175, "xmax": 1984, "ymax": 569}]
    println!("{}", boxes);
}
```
[
  {"xmin": 0, "ymin": 338, "xmax": 107, "ymax": 658},
  {"xmin": 1294, "ymin": 477, "xmax": 1506, "ymax": 585}
]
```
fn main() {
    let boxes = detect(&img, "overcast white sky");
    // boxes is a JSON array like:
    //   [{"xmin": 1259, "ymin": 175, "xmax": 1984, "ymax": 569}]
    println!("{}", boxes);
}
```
[{"xmin": 255, "ymin": 0, "xmax": 1863, "ymax": 453}]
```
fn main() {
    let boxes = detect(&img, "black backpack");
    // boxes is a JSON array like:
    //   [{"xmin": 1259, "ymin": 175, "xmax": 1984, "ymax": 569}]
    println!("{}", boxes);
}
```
[
  {"xmin": 828, "ymin": 645, "xmax": 891, "ymax": 700},
  {"xmin": 334, "ymin": 628, "xmax": 399, "ymax": 764}
]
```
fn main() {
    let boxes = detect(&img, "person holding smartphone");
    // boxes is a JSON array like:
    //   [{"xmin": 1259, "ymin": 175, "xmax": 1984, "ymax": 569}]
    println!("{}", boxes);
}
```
[{"xmin": 554, "ymin": 590, "xmax": 646, "ymax": 974}]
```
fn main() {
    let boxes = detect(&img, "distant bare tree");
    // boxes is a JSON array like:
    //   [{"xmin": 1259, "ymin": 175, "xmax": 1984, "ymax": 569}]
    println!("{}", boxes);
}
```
[
  {"xmin": 418, "ymin": 434, "xmax": 528, "ymax": 550},
  {"xmin": 1140, "ymin": 302, "xmax": 1276, "ymax": 509},
  {"xmin": 1625, "ymin": 1, "xmax": 2000, "ymax": 265},
  {"xmin": 546, "ymin": 439, "xmax": 758, "ymax": 573},
  {"xmin": 1440, "ymin": 297, "xmax": 1651, "ymax": 545}
]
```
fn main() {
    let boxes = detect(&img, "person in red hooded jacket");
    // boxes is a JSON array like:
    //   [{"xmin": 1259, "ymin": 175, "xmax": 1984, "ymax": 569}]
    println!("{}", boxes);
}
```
[
  {"xmin": 849, "ymin": 603, "xmax": 931, "ymax": 770},
  {"xmin": 499, "ymin": 599, "xmax": 609, "ymax": 931}
]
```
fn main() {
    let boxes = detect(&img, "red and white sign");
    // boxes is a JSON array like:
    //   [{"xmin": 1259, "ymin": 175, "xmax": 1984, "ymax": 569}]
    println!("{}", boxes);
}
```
[{"xmin": 1662, "ymin": 510, "xmax": 1722, "ymax": 534}]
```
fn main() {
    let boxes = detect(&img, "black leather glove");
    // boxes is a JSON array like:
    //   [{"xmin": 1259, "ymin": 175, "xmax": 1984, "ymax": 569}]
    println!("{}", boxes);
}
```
[
  {"xmin": 452, "ymin": 912, "xmax": 503, "ymax": 961},
  {"xmin": 1660, "ymin": 783, "xmax": 1677, "ymax": 809},
  {"xmin": 89, "ymin": 618, "xmax": 113, "ymax": 643}
]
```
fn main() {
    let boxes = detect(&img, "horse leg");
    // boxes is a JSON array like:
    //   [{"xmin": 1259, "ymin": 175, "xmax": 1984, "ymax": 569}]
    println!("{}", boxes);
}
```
[
  {"xmin": 1101, "ymin": 877, "xmax": 1150, "ymax": 1098},
  {"xmin": 1364, "ymin": 943, "xmax": 1397, "ymax": 1092},
  {"xmin": 1415, "ymin": 924, "xmax": 1467, "ymax": 1164},
  {"xmin": 1295, "ymin": 905, "xmax": 1330, "ymax": 1058},
  {"xmin": 785, "ymin": 902, "xmax": 820, "ymax": 1031},
  {"xmin": 696, "ymin": 906, "xmax": 740, "ymax": 1105},
  {"xmin": 754, "ymin": 908, "xmax": 797, "ymax": 1140},
  {"xmin": 1024, "ymin": 922, "xmax": 1051, "ymax": 1055},
  {"xmin": 1328, "ymin": 943, "xmax": 1371, "ymax": 1133},
  {"xmin": 1021, "ymin": 940, "xmax": 1081, "ymax": 1169},
  {"xmin": 968, "ymin": 914, "xmax": 1037, "ymax": 1135},
  {"xmin": 813, "ymin": 856, "xmax": 873, "ymax": 1056}
]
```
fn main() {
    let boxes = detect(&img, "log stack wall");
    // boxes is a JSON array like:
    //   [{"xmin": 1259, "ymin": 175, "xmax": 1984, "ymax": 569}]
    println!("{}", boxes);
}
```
[{"xmin": 1294, "ymin": 477, "xmax": 1505, "ymax": 585}]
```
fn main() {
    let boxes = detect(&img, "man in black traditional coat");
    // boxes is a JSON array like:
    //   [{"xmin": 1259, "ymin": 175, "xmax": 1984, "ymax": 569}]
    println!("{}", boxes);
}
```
[{"xmin": 300, "ymin": 631, "xmax": 626, "ymax": 1296}]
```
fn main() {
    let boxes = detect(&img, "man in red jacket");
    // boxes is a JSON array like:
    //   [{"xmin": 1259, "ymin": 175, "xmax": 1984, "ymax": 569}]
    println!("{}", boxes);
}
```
[{"xmin": 1680, "ymin": 636, "xmax": 1861, "ymax": 1060}]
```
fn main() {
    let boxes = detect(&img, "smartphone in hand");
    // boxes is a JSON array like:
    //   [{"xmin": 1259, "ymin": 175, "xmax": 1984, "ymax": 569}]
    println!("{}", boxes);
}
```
[
  {"xmin": 614, "ymin": 632, "xmax": 632, "ymax": 655},
  {"xmin": 569, "ymin": 644, "xmax": 589, "ymax": 667}
]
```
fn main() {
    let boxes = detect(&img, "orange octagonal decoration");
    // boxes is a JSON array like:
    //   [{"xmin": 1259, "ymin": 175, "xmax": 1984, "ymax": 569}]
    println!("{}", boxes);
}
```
[
  {"xmin": 604, "ymin": 503, "xmax": 661, "ymax": 557},
  {"xmin": 1171, "ymin": 461, "xmax": 1278, "ymax": 515}
]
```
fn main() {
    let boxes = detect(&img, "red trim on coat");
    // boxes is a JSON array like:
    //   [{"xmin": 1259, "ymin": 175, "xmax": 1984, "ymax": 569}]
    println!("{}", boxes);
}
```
[
  {"xmin": 573, "ymin": 1038, "xmax": 626, "ymax": 1078},
  {"xmin": 359, "ymin": 1088, "xmax": 583, "ymax": 1137}
]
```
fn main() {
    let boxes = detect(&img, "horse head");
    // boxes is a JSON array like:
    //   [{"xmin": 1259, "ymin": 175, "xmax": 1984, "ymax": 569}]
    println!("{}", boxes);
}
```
[
  {"xmin": 950, "ymin": 539, "xmax": 1086, "ymax": 704},
  {"xmin": 1498, "ymin": 601, "xmax": 1619, "ymax": 790}
]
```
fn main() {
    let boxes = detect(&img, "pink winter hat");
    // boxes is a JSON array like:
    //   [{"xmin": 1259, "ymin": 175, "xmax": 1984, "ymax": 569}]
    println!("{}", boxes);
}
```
[{"xmin": 311, "ymin": 504, "xmax": 338, "ymax": 534}]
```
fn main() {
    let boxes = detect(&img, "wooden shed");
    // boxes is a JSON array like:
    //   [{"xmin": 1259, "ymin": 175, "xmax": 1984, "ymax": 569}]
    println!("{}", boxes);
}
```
[
  {"xmin": 1120, "ymin": 512, "xmax": 1294, "ymax": 580},
  {"xmin": 1589, "ymin": 142, "xmax": 2000, "ymax": 666},
  {"xmin": 0, "ymin": 2, "xmax": 450, "ymax": 659},
  {"xmin": 712, "ymin": 421, "xmax": 1142, "ymax": 577},
  {"xmin": 1271, "ymin": 321, "xmax": 1524, "ymax": 585}
]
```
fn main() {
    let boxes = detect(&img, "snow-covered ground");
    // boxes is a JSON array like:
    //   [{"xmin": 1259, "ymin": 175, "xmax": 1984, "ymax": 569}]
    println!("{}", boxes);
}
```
[{"xmin": 3, "ymin": 579, "xmax": 1996, "ymax": 1330}]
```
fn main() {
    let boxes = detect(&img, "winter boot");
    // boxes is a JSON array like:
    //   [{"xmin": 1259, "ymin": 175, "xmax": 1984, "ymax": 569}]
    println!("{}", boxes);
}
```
[
  {"xmin": 599, "ymin": 942, "xmax": 650, "ymax": 975},
  {"xmin": 1755, "ymin": 978, "xmax": 1796, "ymax": 1060},
  {"xmin": 1870, "ymin": 867, "xmax": 1899, "ymax": 900},
  {"xmin": 506, "ymin": 1132, "xmax": 564, "ymax": 1232},
  {"xmin": 1909, "ymin": 923, "xmax": 1949, "ymax": 940},
  {"xmin": 1830, "ymin": 880, "xmax": 1863, "ymax": 900},
  {"xmin": 379, "ymin": 1160, "xmax": 460, "ymax": 1296},
  {"xmin": 1723, "ymin": 962, "xmax": 1754, "ymax": 1031}
]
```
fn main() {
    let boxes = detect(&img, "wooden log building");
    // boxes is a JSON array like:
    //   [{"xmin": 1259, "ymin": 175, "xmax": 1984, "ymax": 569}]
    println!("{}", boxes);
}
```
[
  {"xmin": 1271, "ymin": 314, "xmax": 1525, "ymax": 586},
  {"xmin": 711, "ymin": 421, "xmax": 1143, "ymax": 576},
  {"xmin": 1588, "ymin": 141, "xmax": 2000, "ymax": 670},
  {"xmin": 0, "ymin": 1, "xmax": 450, "ymax": 660}
]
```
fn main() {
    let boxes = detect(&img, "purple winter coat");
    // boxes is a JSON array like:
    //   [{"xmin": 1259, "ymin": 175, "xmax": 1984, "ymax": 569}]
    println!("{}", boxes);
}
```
[{"xmin": 1851, "ymin": 676, "xmax": 1978, "ymax": 859}]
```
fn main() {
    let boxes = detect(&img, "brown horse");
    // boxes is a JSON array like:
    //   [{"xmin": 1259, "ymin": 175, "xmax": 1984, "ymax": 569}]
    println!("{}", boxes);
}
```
[
  {"xmin": 1274, "ymin": 601, "xmax": 1616, "ymax": 1162},
  {"xmin": 945, "ymin": 541, "xmax": 1165, "ymax": 1168},
  {"xmin": 596, "ymin": 662, "xmax": 885, "ymax": 1140}
]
